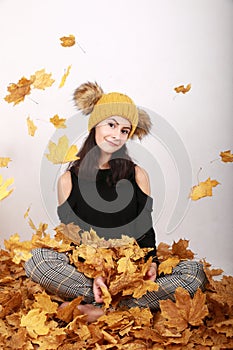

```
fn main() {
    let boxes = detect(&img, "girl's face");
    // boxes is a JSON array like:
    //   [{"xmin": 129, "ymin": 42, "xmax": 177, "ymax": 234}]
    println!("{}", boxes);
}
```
[{"xmin": 95, "ymin": 116, "xmax": 131, "ymax": 155}]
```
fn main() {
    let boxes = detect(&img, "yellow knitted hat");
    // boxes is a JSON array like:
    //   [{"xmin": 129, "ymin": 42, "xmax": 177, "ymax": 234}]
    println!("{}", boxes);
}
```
[
  {"xmin": 74, "ymin": 82, "xmax": 151, "ymax": 139},
  {"xmin": 89, "ymin": 92, "xmax": 138, "ymax": 137}
]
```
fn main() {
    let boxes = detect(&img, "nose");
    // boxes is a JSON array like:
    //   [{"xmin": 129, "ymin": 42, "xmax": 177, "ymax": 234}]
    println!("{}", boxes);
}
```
[{"xmin": 111, "ymin": 126, "xmax": 121, "ymax": 139}]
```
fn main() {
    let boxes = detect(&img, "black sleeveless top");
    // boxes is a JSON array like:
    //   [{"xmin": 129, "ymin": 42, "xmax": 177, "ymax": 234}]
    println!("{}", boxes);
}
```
[{"xmin": 57, "ymin": 168, "xmax": 157, "ymax": 260}]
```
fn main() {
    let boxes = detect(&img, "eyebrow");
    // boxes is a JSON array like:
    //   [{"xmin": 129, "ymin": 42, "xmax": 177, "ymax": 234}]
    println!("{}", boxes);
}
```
[{"xmin": 108, "ymin": 118, "xmax": 131, "ymax": 130}]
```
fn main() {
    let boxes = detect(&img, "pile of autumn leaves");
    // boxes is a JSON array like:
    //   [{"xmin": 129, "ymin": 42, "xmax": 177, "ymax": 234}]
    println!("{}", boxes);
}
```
[{"xmin": 1, "ymin": 223, "xmax": 233, "ymax": 350}]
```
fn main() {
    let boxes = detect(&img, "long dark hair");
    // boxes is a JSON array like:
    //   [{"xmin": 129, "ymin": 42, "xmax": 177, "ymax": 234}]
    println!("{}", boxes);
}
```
[{"xmin": 68, "ymin": 128, "xmax": 135, "ymax": 185}]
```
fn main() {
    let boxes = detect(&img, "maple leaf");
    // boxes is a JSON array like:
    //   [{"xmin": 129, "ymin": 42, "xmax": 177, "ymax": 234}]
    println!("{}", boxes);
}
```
[
  {"xmin": 0, "ymin": 175, "xmax": 14, "ymax": 201},
  {"xmin": 60, "ymin": 34, "xmax": 76, "ymax": 47},
  {"xmin": 0, "ymin": 157, "xmax": 12, "ymax": 168},
  {"xmin": 20, "ymin": 309, "xmax": 50, "ymax": 338},
  {"xmin": 174, "ymin": 83, "xmax": 191, "ymax": 94},
  {"xmin": 31, "ymin": 68, "xmax": 55, "ymax": 90},
  {"xmin": 32, "ymin": 291, "xmax": 58, "ymax": 314},
  {"xmin": 171, "ymin": 239, "xmax": 194, "ymax": 260},
  {"xmin": 59, "ymin": 65, "xmax": 72, "ymax": 88},
  {"xmin": 189, "ymin": 177, "xmax": 220, "ymax": 200},
  {"xmin": 27, "ymin": 116, "xmax": 37, "ymax": 136},
  {"xmin": 220, "ymin": 150, "xmax": 233, "ymax": 163},
  {"xmin": 54, "ymin": 222, "xmax": 81, "ymax": 245},
  {"xmin": 158, "ymin": 257, "xmax": 180, "ymax": 275},
  {"xmin": 4, "ymin": 76, "xmax": 35, "ymax": 105},
  {"xmin": 160, "ymin": 287, "xmax": 209, "ymax": 331},
  {"xmin": 50, "ymin": 114, "xmax": 66, "ymax": 128},
  {"xmin": 45, "ymin": 135, "xmax": 79, "ymax": 164}
]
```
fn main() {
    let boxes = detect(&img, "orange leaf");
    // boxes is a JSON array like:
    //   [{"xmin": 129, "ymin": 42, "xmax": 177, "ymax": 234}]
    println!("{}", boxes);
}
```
[
  {"xmin": 4, "ymin": 76, "xmax": 35, "ymax": 105},
  {"xmin": 158, "ymin": 257, "xmax": 180, "ymax": 275},
  {"xmin": 174, "ymin": 83, "xmax": 191, "ymax": 94},
  {"xmin": 220, "ymin": 150, "xmax": 233, "ymax": 163},
  {"xmin": 60, "ymin": 34, "xmax": 75, "ymax": 47},
  {"xmin": 50, "ymin": 114, "xmax": 66, "ymax": 128},
  {"xmin": 189, "ymin": 177, "xmax": 220, "ymax": 200}
]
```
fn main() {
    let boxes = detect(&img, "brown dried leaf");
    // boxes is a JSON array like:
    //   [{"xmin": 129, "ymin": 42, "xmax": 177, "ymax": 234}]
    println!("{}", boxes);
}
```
[
  {"xmin": 220, "ymin": 150, "xmax": 233, "ymax": 163},
  {"xmin": 174, "ymin": 83, "xmax": 191, "ymax": 94},
  {"xmin": 4, "ymin": 76, "xmax": 35, "ymax": 105},
  {"xmin": 60, "ymin": 34, "xmax": 76, "ymax": 47}
]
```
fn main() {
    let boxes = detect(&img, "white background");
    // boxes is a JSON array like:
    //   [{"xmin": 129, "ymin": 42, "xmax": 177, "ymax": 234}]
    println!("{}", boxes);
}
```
[{"xmin": 0, "ymin": 0, "xmax": 232, "ymax": 275}]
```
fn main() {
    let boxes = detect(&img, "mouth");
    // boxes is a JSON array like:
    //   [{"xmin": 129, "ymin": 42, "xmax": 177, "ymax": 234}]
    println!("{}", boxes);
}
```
[{"xmin": 105, "ymin": 139, "xmax": 120, "ymax": 147}]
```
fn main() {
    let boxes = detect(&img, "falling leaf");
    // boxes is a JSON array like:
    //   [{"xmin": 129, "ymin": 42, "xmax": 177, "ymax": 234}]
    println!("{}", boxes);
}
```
[
  {"xmin": 24, "ymin": 205, "xmax": 31, "ymax": 219},
  {"xmin": 59, "ymin": 65, "xmax": 72, "ymax": 88},
  {"xmin": 32, "ymin": 68, "xmax": 55, "ymax": 90},
  {"xmin": 0, "ymin": 157, "xmax": 12, "ymax": 168},
  {"xmin": 174, "ymin": 83, "xmax": 191, "ymax": 94},
  {"xmin": 189, "ymin": 177, "xmax": 220, "ymax": 201},
  {"xmin": 0, "ymin": 175, "xmax": 14, "ymax": 201},
  {"xmin": 50, "ymin": 114, "xmax": 67, "ymax": 128},
  {"xmin": 45, "ymin": 135, "xmax": 79, "ymax": 164},
  {"xmin": 220, "ymin": 150, "xmax": 233, "ymax": 163},
  {"xmin": 54, "ymin": 223, "xmax": 81, "ymax": 245},
  {"xmin": 4, "ymin": 76, "xmax": 35, "ymax": 105},
  {"xmin": 60, "ymin": 34, "xmax": 76, "ymax": 47},
  {"xmin": 27, "ymin": 116, "xmax": 37, "ymax": 136}
]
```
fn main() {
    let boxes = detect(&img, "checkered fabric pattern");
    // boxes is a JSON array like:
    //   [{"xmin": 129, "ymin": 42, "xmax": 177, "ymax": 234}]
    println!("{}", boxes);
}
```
[{"xmin": 25, "ymin": 248, "xmax": 207, "ymax": 311}]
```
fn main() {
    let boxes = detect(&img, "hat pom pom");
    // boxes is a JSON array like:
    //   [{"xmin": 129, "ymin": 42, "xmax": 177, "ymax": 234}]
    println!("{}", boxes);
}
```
[
  {"xmin": 73, "ymin": 81, "xmax": 103, "ymax": 115},
  {"xmin": 133, "ymin": 108, "xmax": 152, "ymax": 140}
]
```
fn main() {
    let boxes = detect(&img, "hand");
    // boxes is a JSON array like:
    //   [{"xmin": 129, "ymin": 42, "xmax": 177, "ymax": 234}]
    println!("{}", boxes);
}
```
[
  {"xmin": 93, "ymin": 276, "xmax": 107, "ymax": 303},
  {"xmin": 145, "ymin": 262, "xmax": 157, "ymax": 282}
]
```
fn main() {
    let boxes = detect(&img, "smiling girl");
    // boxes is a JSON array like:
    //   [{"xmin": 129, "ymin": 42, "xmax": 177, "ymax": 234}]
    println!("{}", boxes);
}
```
[{"xmin": 25, "ymin": 82, "xmax": 207, "ymax": 322}]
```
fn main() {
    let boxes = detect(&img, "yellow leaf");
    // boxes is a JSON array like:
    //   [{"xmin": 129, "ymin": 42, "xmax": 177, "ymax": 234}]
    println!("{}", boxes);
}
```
[
  {"xmin": 174, "ymin": 83, "xmax": 191, "ymax": 94},
  {"xmin": 27, "ymin": 117, "xmax": 37, "ymax": 136},
  {"xmin": 0, "ymin": 157, "xmax": 12, "ymax": 168},
  {"xmin": 4, "ymin": 76, "xmax": 35, "ymax": 105},
  {"xmin": 45, "ymin": 135, "xmax": 79, "ymax": 164},
  {"xmin": 24, "ymin": 205, "xmax": 31, "ymax": 219},
  {"xmin": 32, "ymin": 68, "xmax": 55, "ymax": 90},
  {"xmin": 60, "ymin": 34, "xmax": 75, "ymax": 47},
  {"xmin": 220, "ymin": 150, "xmax": 233, "ymax": 163},
  {"xmin": 158, "ymin": 257, "xmax": 180, "ymax": 275},
  {"xmin": 33, "ymin": 291, "xmax": 58, "ymax": 314},
  {"xmin": 20, "ymin": 309, "xmax": 50, "ymax": 338},
  {"xmin": 189, "ymin": 177, "xmax": 220, "ymax": 201},
  {"xmin": 59, "ymin": 65, "xmax": 72, "ymax": 88},
  {"xmin": 0, "ymin": 175, "xmax": 14, "ymax": 201},
  {"xmin": 50, "ymin": 114, "xmax": 66, "ymax": 128}
]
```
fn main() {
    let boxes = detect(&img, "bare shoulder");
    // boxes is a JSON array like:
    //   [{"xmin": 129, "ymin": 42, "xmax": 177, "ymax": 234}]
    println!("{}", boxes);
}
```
[
  {"xmin": 135, "ymin": 165, "xmax": 151, "ymax": 196},
  {"xmin": 57, "ymin": 171, "xmax": 72, "ymax": 205}
]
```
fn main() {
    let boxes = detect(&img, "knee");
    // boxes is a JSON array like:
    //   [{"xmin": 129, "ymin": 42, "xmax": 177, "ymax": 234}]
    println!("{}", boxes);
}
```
[{"xmin": 24, "ymin": 248, "xmax": 69, "ymax": 278}]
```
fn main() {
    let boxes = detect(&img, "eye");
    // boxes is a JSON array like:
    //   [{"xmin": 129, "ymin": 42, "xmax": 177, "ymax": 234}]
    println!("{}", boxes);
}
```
[
  {"xmin": 108, "ymin": 122, "xmax": 115, "ymax": 128},
  {"xmin": 121, "ymin": 129, "xmax": 130, "ymax": 135}
]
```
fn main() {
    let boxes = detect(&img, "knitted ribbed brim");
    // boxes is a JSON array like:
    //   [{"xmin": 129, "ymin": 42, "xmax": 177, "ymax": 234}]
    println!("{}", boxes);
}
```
[{"xmin": 88, "ymin": 92, "xmax": 138, "ymax": 137}]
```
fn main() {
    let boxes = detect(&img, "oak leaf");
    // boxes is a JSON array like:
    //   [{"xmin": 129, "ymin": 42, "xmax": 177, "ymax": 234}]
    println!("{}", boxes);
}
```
[
  {"xmin": 50, "ymin": 114, "xmax": 66, "ymax": 128},
  {"xmin": 60, "ymin": 34, "xmax": 76, "ymax": 47},
  {"xmin": 4, "ymin": 76, "xmax": 35, "ymax": 105},
  {"xmin": 174, "ymin": 83, "xmax": 191, "ymax": 94},
  {"xmin": 45, "ymin": 135, "xmax": 79, "ymax": 164},
  {"xmin": 59, "ymin": 65, "xmax": 72, "ymax": 88},
  {"xmin": 0, "ymin": 157, "xmax": 12, "ymax": 168},
  {"xmin": 220, "ymin": 150, "xmax": 233, "ymax": 163},
  {"xmin": 31, "ymin": 68, "xmax": 55, "ymax": 90},
  {"xmin": 27, "ymin": 116, "xmax": 37, "ymax": 136},
  {"xmin": 0, "ymin": 175, "xmax": 14, "ymax": 201},
  {"xmin": 189, "ymin": 177, "xmax": 220, "ymax": 200}
]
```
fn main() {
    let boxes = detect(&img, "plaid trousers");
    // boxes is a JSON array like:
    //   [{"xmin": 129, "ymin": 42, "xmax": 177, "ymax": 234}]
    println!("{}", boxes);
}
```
[{"xmin": 25, "ymin": 248, "xmax": 207, "ymax": 311}]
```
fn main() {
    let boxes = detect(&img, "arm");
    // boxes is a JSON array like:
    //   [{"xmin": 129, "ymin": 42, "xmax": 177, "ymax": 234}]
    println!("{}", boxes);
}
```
[
  {"xmin": 135, "ymin": 165, "xmax": 158, "ymax": 281},
  {"xmin": 57, "ymin": 171, "xmax": 72, "ymax": 206}
]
